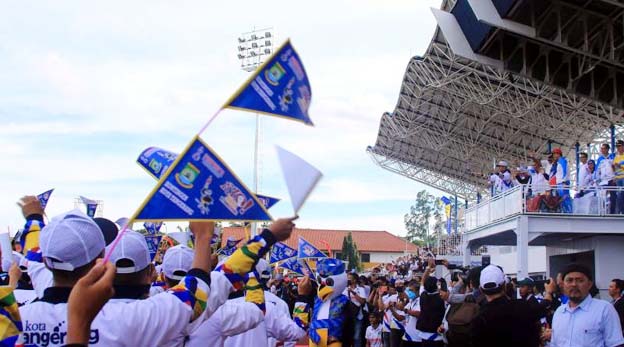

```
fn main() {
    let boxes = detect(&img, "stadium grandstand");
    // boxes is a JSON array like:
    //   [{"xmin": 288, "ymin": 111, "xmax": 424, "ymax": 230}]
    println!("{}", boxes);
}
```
[{"xmin": 367, "ymin": 0, "xmax": 624, "ymax": 294}]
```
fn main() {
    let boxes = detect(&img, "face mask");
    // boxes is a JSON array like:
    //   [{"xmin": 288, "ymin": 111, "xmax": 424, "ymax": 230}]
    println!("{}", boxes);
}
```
[{"xmin": 396, "ymin": 286, "xmax": 404, "ymax": 293}]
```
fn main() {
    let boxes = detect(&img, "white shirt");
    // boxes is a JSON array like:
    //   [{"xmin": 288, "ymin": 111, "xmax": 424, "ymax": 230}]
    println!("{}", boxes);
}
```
[
  {"xmin": 578, "ymin": 163, "xmax": 589, "ymax": 188},
  {"xmin": 224, "ymin": 294, "xmax": 305, "ymax": 347},
  {"xmin": 596, "ymin": 155, "xmax": 615, "ymax": 185},
  {"xmin": 382, "ymin": 294, "xmax": 397, "ymax": 332},
  {"xmin": 402, "ymin": 298, "xmax": 422, "ymax": 342},
  {"xmin": 187, "ymin": 301, "xmax": 264, "ymax": 347},
  {"xmin": 344, "ymin": 286, "xmax": 367, "ymax": 320},
  {"xmin": 365, "ymin": 324, "xmax": 383, "ymax": 347},
  {"xmin": 19, "ymin": 271, "xmax": 225, "ymax": 347},
  {"xmin": 551, "ymin": 295, "xmax": 624, "ymax": 347},
  {"xmin": 265, "ymin": 291, "xmax": 298, "ymax": 347}
]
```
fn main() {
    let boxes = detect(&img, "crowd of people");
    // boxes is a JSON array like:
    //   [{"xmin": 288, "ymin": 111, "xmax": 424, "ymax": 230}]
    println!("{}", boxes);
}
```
[
  {"xmin": 486, "ymin": 141, "xmax": 624, "ymax": 214},
  {"xmin": 339, "ymin": 255, "xmax": 624, "ymax": 347},
  {"xmin": 2, "ymin": 196, "xmax": 624, "ymax": 347}
]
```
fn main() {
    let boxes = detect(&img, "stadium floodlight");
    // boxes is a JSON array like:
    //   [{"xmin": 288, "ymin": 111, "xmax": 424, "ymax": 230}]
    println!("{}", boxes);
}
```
[
  {"xmin": 265, "ymin": 40, "xmax": 271, "ymax": 46},
  {"xmin": 251, "ymin": 42, "xmax": 258, "ymax": 48},
  {"xmin": 238, "ymin": 37, "xmax": 245, "ymax": 43},
  {"xmin": 265, "ymin": 32, "xmax": 271, "ymax": 38},
  {"xmin": 237, "ymin": 54, "xmax": 245, "ymax": 59},
  {"xmin": 264, "ymin": 48, "xmax": 271, "ymax": 54}
]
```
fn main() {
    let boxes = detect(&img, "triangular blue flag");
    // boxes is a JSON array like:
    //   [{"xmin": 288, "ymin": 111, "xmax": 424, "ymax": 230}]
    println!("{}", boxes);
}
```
[
  {"xmin": 80, "ymin": 196, "xmax": 99, "ymax": 218},
  {"xmin": 256, "ymin": 194, "xmax": 280, "ymax": 210},
  {"xmin": 440, "ymin": 196, "xmax": 451, "ymax": 205},
  {"xmin": 134, "ymin": 136, "xmax": 272, "ymax": 222},
  {"xmin": 137, "ymin": 144, "xmax": 278, "ymax": 217},
  {"xmin": 137, "ymin": 147, "xmax": 178, "ymax": 180},
  {"xmin": 225, "ymin": 236, "xmax": 242, "ymax": 249},
  {"xmin": 270, "ymin": 242, "xmax": 298, "ymax": 264},
  {"xmin": 37, "ymin": 189, "xmax": 54, "ymax": 210},
  {"xmin": 224, "ymin": 40, "xmax": 313, "ymax": 126},
  {"xmin": 144, "ymin": 235, "xmax": 162, "ymax": 261},
  {"xmin": 297, "ymin": 237, "xmax": 326, "ymax": 259},
  {"xmin": 279, "ymin": 258, "xmax": 305, "ymax": 276},
  {"xmin": 143, "ymin": 222, "xmax": 163, "ymax": 235}
]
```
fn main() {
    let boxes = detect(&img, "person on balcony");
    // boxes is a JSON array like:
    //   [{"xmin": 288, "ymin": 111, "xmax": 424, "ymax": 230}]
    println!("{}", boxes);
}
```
[
  {"xmin": 596, "ymin": 143, "xmax": 616, "ymax": 214},
  {"xmin": 578, "ymin": 152, "xmax": 589, "ymax": 189},
  {"xmin": 551, "ymin": 148, "xmax": 571, "ymax": 213},
  {"xmin": 614, "ymin": 140, "xmax": 624, "ymax": 214}
]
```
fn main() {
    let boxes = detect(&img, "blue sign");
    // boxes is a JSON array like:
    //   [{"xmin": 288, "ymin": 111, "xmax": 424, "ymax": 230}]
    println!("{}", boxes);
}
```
[
  {"xmin": 37, "ymin": 189, "xmax": 54, "ymax": 210},
  {"xmin": 225, "ymin": 40, "xmax": 313, "ymax": 126},
  {"xmin": 138, "ymin": 148, "xmax": 280, "ymax": 211},
  {"xmin": 270, "ymin": 242, "xmax": 298, "ymax": 264},
  {"xmin": 137, "ymin": 146, "xmax": 178, "ymax": 180},
  {"xmin": 297, "ymin": 237, "xmax": 326, "ymax": 259},
  {"xmin": 86, "ymin": 204, "xmax": 98, "ymax": 218},
  {"xmin": 135, "ymin": 136, "xmax": 272, "ymax": 222},
  {"xmin": 145, "ymin": 235, "xmax": 162, "ymax": 261}
]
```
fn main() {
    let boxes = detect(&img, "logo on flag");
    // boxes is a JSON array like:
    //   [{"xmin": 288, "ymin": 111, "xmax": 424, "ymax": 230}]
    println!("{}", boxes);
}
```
[
  {"xmin": 137, "ymin": 147, "xmax": 178, "ymax": 180},
  {"xmin": 224, "ymin": 40, "xmax": 313, "ymax": 125},
  {"xmin": 270, "ymin": 242, "xmax": 298, "ymax": 264},
  {"xmin": 279, "ymin": 258, "xmax": 307, "ymax": 276},
  {"xmin": 297, "ymin": 237, "xmax": 326, "ymax": 259},
  {"xmin": 145, "ymin": 235, "xmax": 162, "ymax": 261},
  {"xmin": 37, "ymin": 189, "xmax": 54, "ymax": 210},
  {"xmin": 144, "ymin": 222, "xmax": 163, "ymax": 235},
  {"xmin": 80, "ymin": 196, "xmax": 99, "ymax": 218},
  {"xmin": 134, "ymin": 136, "xmax": 272, "ymax": 222},
  {"xmin": 255, "ymin": 194, "xmax": 280, "ymax": 210}
]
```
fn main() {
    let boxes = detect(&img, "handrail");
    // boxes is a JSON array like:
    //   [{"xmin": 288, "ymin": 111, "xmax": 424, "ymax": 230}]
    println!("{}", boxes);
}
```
[{"xmin": 464, "ymin": 184, "xmax": 624, "ymax": 231}]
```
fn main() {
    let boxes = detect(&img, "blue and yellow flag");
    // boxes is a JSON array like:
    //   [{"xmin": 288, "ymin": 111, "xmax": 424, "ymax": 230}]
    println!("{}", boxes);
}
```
[
  {"xmin": 134, "ymin": 136, "xmax": 272, "ymax": 222},
  {"xmin": 80, "ymin": 196, "xmax": 99, "ymax": 218},
  {"xmin": 0, "ymin": 287, "xmax": 24, "ymax": 347},
  {"xmin": 37, "ymin": 189, "xmax": 54, "ymax": 210},
  {"xmin": 440, "ymin": 196, "xmax": 452, "ymax": 234},
  {"xmin": 224, "ymin": 40, "xmax": 313, "ymax": 125},
  {"xmin": 138, "ymin": 147, "xmax": 281, "ymax": 211},
  {"xmin": 297, "ymin": 237, "xmax": 326, "ymax": 259},
  {"xmin": 270, "ymin": 242, "xmax": 298, "ymax": 264}
]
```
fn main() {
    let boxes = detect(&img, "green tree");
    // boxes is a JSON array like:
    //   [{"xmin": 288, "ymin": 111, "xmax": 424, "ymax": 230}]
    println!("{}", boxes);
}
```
[
  {"xmin": 404, "ymin": 190, "xmax": 435, "ymax": 247},
  {"xmin": 340, "ymin": 232, "xmax": 362, "ymax": 272}
]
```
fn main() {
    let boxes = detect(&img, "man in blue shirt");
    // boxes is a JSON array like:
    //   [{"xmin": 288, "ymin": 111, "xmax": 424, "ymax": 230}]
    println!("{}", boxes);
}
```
[{"xmin": 551, "ymin": 264, "xmax": 624, "ymax": 347}]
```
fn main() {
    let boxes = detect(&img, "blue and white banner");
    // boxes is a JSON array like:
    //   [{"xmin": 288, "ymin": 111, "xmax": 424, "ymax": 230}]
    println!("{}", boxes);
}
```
[
  {"xmin": 279, "ymin": 258, "xmax": 306, "ymax": 276},
  {"xmin": 270, "ymin": 242, "xmax": 298, "ymax": 264},
  {"xmin": 256, "ymin": 194, "xmax": 280, "ymax": 210},
  {"xmin": 37, "ymin": 189, "xmax": 54, "ymax": 210},
  {"xmin": 145, "ymin": 235, "xmax": 162, "ymax": 261},
  {"xmin": 137, "ymin": 146, "xmax": 178, "ymax": 180},
  {"xmin": 134, "ymin": 136, "xmax": 272, "ymax": 222},
  {"xmin": 137, "ymin": 146, "xmax": 280, "ymax": 212},
  {"xmin": 225, "ymin": 40, "xmax": 313, "ymax": 126},
  {"xmin": 297, "ymin": 237, "xmax": 326, "ymax": 259},
  {"xmin": 143, "ymin": 222, "xmax": 163, "ymax": 235}
]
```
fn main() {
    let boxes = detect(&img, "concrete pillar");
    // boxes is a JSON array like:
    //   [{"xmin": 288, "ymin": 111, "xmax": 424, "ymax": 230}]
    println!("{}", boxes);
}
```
[
  {"xmin": 463, "ymin": 238, "xmax": 471, "ymax": 267},
  {"xmin": 515, "ymin": 216, "xmax": 529, "ymax": 279}
]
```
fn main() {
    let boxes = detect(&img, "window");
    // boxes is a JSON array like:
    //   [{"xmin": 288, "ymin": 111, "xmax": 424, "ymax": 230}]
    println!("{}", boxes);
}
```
[
  {"xmin": 360, "ymin": 253, "xmax": 371, "ymax": 262},
  {"xmin": 334, "ymin": 252, "xmax": 342, "ymax": 260}
]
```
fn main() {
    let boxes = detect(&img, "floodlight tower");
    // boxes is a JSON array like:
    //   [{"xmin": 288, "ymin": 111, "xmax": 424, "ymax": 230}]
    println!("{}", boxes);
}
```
[{"xmin": 237, "ymin": 27, "xmax": 274, "ymax": 237}]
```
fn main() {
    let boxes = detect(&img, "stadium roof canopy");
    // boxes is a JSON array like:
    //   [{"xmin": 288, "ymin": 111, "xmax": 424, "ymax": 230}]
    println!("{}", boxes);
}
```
[{"xmin": 368, "ymin": 0, "xmax": 624, "ymax": 200}]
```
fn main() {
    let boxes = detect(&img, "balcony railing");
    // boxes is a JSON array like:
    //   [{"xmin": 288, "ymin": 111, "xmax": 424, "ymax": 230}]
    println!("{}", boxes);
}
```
[{"xmin": 464, "ymin": 184, "xmax": 624, "ymax": 231}]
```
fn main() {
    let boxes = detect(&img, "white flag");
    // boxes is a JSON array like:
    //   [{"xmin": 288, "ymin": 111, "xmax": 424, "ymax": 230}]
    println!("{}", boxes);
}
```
[{"xmin": 276, "ymin": 146, "xmax": 322, "ymax": 213}]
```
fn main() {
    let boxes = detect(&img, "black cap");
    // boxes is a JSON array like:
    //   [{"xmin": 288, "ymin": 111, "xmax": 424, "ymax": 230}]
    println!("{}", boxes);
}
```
[
  {"xmin": 93, "ymin": 218, "xmax": 119, "ymax": 246},
  {"xmin": 617, "ymin": 140, "xmax": 624, "ymax": 146},
  {"xmin": 561, "ymin": 263, "xmax": 593, "ymax": 281}
]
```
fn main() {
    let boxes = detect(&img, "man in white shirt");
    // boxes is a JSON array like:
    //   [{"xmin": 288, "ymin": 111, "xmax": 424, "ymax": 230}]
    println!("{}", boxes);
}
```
[
  {"xmin": 578, "ymin": 152, "xmax": 589, "ymax": 188},
  {"xmin": 402, "ymin": 280, "xmax": 423, "ymax": 346},
  {"xmin": 596, "ymin": 143, "xmax": 617, "ymax": 214},
  {"xmin": 551, "ymin": 264, "xmax": 624, "ymax": 347},
  {"xmin": 345, "ymin": 272, "xmax": 368, "ymax": 347}
]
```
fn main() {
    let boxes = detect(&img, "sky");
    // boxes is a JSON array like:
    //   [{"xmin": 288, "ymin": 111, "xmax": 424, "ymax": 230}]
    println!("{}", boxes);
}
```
[{"xmin": 0, "ymin": 0, "xmax": 443, "ymax": 236}]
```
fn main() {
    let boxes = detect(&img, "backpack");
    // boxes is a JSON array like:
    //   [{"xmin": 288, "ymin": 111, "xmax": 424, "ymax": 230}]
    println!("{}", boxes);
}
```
[{"xmin": 445, "ymin": 300, "xmax": 480, "ymax": 345}]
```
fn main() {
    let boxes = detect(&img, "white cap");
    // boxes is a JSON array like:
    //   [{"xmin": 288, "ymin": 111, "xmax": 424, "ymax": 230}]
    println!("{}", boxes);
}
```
[
  {"xmin": 256, "ymin": 258, "xmax": 271, "ymax": 281},
  {"xmin": 162, "ymin": 245, "xmax": 194, "ymax": 280},
  {"xmin": 480, "ymin": 265, "xmax": 505, "ymax": 290},
  {"xmin": 497, "ymin": 161, "xmax": 508, "ymax": 167},
  {"xmin": 40, "ymin": 209, "xmax": 106, "ymax": 271},
  {"xmin": 106, "ymin": 230, "xmax": 150, "ymax": 274}
]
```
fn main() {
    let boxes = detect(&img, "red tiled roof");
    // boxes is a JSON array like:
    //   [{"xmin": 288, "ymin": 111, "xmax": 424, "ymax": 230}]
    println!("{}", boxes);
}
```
[{"xmin": 221, "ymin": 227, "xmax": 418, "ymax": 253}]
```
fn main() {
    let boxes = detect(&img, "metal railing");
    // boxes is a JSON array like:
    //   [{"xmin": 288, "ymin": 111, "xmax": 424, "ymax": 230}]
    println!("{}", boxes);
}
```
[{"xmin": 464, "ymin": 184, "xmax": 624, "ymax": 231}]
